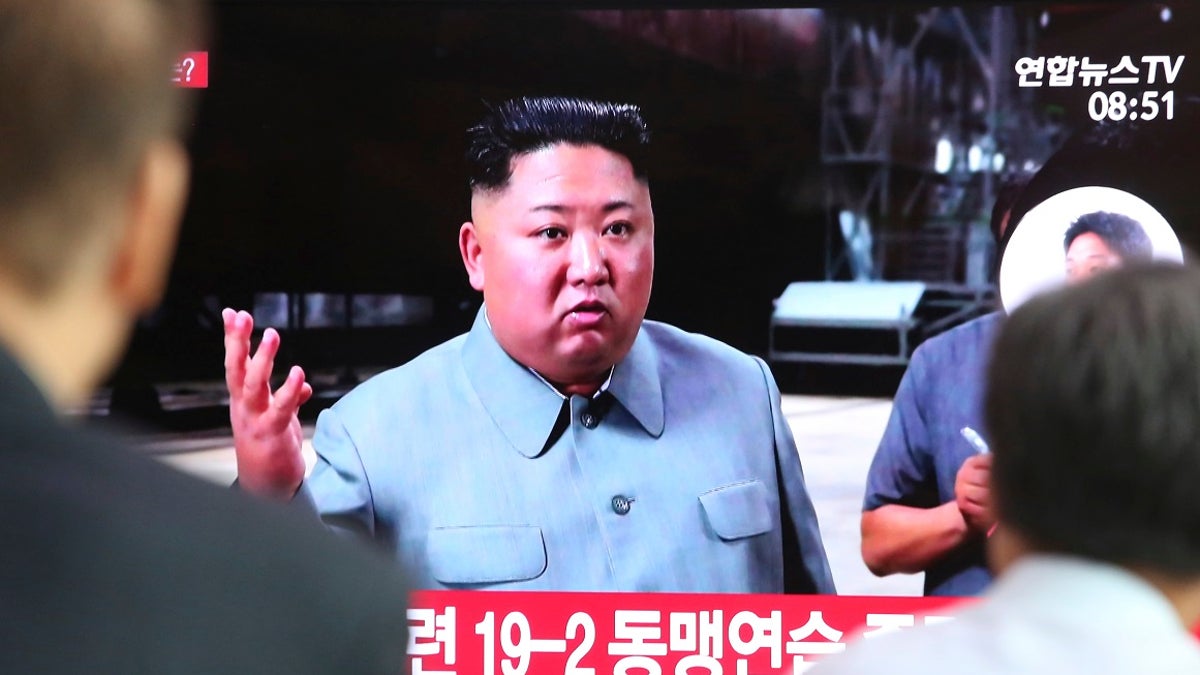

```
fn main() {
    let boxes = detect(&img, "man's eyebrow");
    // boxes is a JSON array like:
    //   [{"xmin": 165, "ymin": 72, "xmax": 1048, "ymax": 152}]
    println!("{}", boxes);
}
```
[
  {"xmin": 529, "ymin": 200, "xmax": 636, "ymax": 214},
  {"xmin": 602, "ymin": 200, "xmax": 635, "ymax": 213}
]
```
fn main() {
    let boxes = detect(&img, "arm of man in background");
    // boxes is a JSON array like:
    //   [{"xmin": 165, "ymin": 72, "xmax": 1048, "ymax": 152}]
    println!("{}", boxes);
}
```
[
  {"xmin": 862, "ymin": 502, "xmax": 970, "ymax": 574},
  {"xmin": 859, "ymin": 340, "xmax": 995, "ymax": 579}
]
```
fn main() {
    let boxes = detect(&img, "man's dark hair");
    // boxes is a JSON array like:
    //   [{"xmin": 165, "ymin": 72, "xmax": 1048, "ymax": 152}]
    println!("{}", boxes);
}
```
[
  {"xmin": 1062, "ymin": 211, "xmax": 1154, "ymax": 261},
  {"xmin": 466, "ymin": 96, "xmax": 651, "ymax": 192},
  {"xmin": 986, "ymin": 261, "xmax": 1200, "ymax": 575},
  {"xmin": 990, "ymin": 171, "xmax": 1033, "ymax": 245},
  {"xmin": 0, "ymin": 0, "xmax": 207, "ymax": 294}
]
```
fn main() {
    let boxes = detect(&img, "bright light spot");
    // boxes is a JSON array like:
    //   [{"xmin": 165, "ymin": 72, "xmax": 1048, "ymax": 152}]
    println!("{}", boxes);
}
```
[
  {"xmin": 968, "ymin": 144, "xmax": 983, "ymax": 172},
  {"xmin": 1040, "ymin": 10, "xmax": 1050, "ymax": 28},
  {"xmin": 992, "ymin": 153, "xmax": 1006, "ymax": 172},
  {"xmin": 935, "ymin": 137, "xmax": 954, "ymax": 174},
  {"xmin": 1161, "ymin": 6, "xmax": 1172, "ymax": 22}
]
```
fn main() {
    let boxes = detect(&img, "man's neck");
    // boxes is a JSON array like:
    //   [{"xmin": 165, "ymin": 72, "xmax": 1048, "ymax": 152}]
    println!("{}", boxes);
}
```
[
  {"xmin": 0, "ymin": 284, "xmax": 115, "ymax": 411},
  {"xmin": 1134, "ymin": 567, "xmax": 1200, "ymax": 629},
  {"xmin": 557, "ymin": 380, "xmax": 603, "ymax": 398},
  {"xmin": 528, "ymin": 365, "xmax": 614, "ymax": 399}
]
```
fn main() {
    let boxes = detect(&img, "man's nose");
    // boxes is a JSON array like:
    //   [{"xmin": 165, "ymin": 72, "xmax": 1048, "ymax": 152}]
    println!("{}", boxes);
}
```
[{"xmin": 567, "ymin": 232, "xmax": 609, "ymax": 285}]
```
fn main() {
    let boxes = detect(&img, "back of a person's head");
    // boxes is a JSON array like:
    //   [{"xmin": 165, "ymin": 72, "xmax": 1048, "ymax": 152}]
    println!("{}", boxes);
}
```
[
  {"xmin": 0, "ymin": 0, "xmax": 205, "ymax": 296},
  {"xmin": 465, "ymin": 96, "xmax": 651, "ymax": 193},
  {"xmin": 986, "ymin": 262, "xmax": 1200, "ymax": 575},
  {"xmin": 1062, "ymin": 210, "xmax": 1154, "ymax": 262}
]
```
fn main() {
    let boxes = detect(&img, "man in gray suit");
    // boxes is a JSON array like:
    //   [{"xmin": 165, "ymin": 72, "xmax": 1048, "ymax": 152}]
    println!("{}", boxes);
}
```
[{"xmin": 224, "ymin": 97, "xmax": 835, "ymax": 593}]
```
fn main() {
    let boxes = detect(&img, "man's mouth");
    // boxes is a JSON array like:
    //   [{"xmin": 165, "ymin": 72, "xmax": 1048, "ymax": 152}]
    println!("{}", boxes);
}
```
[
  {"xmin": 567, "ymin": 301, "xmax": 609, "ymax": 325},
  {"xmin": 570, "ymin": 301, "xmax": 607, "ymax": 313}
]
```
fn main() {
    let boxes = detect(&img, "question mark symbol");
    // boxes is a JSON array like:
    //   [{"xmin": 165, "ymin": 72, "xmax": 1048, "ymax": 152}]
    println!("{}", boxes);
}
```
[{"xmin": 181, "ymin": 57, "xmax": 196, "ymax": 83}]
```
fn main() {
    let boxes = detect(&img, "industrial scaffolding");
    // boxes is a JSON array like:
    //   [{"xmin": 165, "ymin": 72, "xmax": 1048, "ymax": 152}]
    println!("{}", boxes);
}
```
[{"xmin": 772, "ymin": 5, "xmax": 1058, "ymax": 366}]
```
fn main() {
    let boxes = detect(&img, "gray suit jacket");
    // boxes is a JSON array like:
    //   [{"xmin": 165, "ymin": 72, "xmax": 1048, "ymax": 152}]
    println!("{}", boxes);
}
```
[{"xmin": 297, "ymin": 308, "xmax": 834, "ymax": 593}]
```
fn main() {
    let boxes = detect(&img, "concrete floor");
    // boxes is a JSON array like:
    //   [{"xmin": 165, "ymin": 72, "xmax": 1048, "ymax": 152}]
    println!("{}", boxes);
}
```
[
  {"xmin": 153, "ymin": 394, "xmax": 923, "ymax": 597},
  {"xmin": 778, "ymin": 395, "xmax": 922, "ymax": 596}
]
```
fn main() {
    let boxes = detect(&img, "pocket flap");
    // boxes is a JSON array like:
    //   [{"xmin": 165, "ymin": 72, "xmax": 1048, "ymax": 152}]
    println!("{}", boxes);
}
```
[
  {"xmin": 427, "ymin": 525, "xmax": 547, "ymax": 584},
  {"xmin": 699, "ymin": 480, "xmax": 773, "ymax": 541}
]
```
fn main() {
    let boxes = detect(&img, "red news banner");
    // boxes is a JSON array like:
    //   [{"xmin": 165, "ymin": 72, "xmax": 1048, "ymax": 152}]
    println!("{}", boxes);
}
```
[{"xmin": 407, "ymin": 591, "xmax": 971, "ymax": 674}]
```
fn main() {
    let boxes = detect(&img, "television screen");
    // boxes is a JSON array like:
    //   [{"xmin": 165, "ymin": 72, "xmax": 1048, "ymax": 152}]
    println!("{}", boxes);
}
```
[{"xmin": 103, "ymin": 0, "xmax": 1200, "ymax": 607}]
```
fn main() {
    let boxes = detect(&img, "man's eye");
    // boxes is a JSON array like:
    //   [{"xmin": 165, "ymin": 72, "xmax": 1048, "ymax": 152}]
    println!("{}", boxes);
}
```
[
  {"xmin": 606, "ymin": 222, "xmax": 632, "ymax": 236},
  {"xmin": 537, "ymin": 227, "xmax": 566, "ymax": 240}
]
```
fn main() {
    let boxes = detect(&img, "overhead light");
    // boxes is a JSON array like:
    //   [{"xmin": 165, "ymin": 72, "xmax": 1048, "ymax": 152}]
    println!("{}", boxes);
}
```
[
  {"xmin": 1161, "ymin": 6, "xmax": 1172, "ymax": 22},
  {"xmin": 1040, "ymin": 10, "xmax": 1050, "ymax": 28},
  {"xmin": 992, "ymin": 152, "xmax": 1006, "ymax": 173},
  {"xmin": 968, "ymin": 144, "xmax": 984, "ymax": 172},
  {"xmin": 935, "ymin": 137, "xmax": 954, "ymax": 174}
]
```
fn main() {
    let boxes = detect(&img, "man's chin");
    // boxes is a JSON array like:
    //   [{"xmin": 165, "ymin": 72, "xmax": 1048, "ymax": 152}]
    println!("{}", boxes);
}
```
[
  {"xmin": 557, "ymin": 349, "xmax": 614, "ymax": 375},
  {"xmin": 547, "ymin": 341, "xmax": 614, "ymax": 373}
]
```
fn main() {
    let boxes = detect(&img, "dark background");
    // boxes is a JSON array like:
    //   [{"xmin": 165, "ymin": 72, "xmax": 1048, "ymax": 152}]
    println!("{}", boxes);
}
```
[{"xmin": 104, "ymin": 2, "xmax": 1200, "ymax": 427}]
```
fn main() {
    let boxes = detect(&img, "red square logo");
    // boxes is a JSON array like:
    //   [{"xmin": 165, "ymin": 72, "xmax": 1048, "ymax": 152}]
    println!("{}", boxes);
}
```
[{"xmin": 172, "ymin": 51, "xmax": 208, "ymax": 88}]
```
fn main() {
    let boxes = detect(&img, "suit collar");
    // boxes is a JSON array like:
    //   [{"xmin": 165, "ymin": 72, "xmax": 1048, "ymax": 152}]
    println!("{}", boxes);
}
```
[
  {"xmin": 461, "ymin": 306, "xmax": 664, "ymax": 458},
  {"xmin": 0, "ymin": 343, "xmax": 58, "ymax": 429},
  {"xmin": 608, "ymin": 321, "xmax": 664, "ymax": 438}
]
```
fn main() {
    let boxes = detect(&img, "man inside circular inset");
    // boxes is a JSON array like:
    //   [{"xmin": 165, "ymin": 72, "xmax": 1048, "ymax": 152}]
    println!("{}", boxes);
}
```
[{"xmin": 1064, "ymin": 211, "xmax": 1153, "ymax": 283}]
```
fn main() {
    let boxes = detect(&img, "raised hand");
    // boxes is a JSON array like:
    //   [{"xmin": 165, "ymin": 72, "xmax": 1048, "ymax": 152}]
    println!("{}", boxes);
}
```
[{"xmin": 223, "ymin": 308, "xmax": 313, "ymax": 500}]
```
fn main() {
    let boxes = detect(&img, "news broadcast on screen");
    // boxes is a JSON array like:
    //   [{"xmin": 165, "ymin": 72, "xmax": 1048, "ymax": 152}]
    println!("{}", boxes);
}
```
[{"xmin": 104, "ymin": 1, "xmax": 1200, "ymax": 672}]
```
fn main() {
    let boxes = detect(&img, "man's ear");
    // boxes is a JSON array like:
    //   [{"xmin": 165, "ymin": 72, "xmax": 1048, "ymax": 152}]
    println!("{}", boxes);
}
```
[
  {"xmin": 459, "ymin": 221, "xmax": 485, "ymax": 291},
  {"xmin": 109, "ymin": 139, "xmax": 190, "ymax": 314}
]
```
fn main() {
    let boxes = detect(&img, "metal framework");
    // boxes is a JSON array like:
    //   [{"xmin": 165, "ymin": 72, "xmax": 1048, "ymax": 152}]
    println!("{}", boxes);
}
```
[
  {"xmin": 768, "ymin": 7, "xmax": 1057, "ymax": 368},
  {"xmin": 820, "ymin": 6, "xmax": 1039, "ymax": 291}
]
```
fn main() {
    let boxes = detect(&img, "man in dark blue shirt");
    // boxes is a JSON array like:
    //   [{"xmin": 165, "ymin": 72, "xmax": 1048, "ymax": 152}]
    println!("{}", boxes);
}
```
[
  {"xmin": 858, "ymin": 175, "xmax": 1028, "ymax": 596},
  {"xmin": 860, "ymin": 312, "xmax": 1002, "ymax": 595}
]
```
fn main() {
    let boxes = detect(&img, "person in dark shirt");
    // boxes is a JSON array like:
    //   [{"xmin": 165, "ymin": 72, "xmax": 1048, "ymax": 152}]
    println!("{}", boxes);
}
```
[
  {"xmin": 859, "ymin": 173, "xmax": 1028, "ymax": 596},
  {"xmin": 819, "ymin": 262, "xmax": 1200, "ymax": 674},
  {"xmin": 0, "ymin": 2, "xmax": 410, "ymax": 672}
]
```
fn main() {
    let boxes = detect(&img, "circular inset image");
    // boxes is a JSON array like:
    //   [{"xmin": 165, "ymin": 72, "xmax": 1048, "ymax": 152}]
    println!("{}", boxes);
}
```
[{"xmin": 999, "ymin": 186, "xmax": 1184, "ymax": 312}]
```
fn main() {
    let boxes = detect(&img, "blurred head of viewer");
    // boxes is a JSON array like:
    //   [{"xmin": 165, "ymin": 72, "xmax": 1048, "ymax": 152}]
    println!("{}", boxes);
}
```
[
  {"xmin": 987, "ymin": 261, "xmax": 1200, "ymax": 624},
  {"xmin": 0, "ymin": 0, "xmax": 200, "ymax": 408},
  {"xmin": 1063, "ymin": 210, "xmax": 1153, "ymax": 283},
  {"xmin": 459, "ymin": 97, "xmax": 655, "ymax": 396}
]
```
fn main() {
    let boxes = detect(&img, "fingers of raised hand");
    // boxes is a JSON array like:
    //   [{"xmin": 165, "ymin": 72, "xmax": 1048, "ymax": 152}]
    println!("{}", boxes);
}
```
[
  {"xmin": 273, "ymin": 365, "xmax": 310, "ymax": 415},
  {"xmin": 222, "ymin": 308, "xmax": 254, "ymax": 394},
  {"xmin": 243, "ymin": 327, "xmax": 281, "ymax": 412}
]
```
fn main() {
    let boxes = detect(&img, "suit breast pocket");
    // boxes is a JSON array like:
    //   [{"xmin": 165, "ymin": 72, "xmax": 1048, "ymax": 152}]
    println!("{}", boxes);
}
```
[
  {"xmin": 426, "ymin": 525, "xmax": 547, "ymax": 585},
  {"xmin": 699, "ymin": 480, "xmax": 774, "ymax": 541}
]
